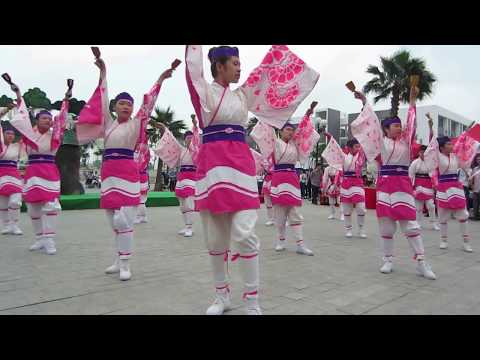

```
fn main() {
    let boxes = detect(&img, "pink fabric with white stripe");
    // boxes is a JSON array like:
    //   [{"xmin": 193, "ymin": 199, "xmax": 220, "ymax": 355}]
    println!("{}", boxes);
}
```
[
  {"xmin": 23, "ymin": 163, "xmax": 60, "ymax": 203},
  {"xmin": 0, "ymin": 139, "xmax": 23, "ymax": 196},
  {"xmin": 271, "ymin": 171, "xmax": 301, "ymax": 206},
  {"xmin": 101, "ymin": 158, "xmax": 140, "ymax": 209}
]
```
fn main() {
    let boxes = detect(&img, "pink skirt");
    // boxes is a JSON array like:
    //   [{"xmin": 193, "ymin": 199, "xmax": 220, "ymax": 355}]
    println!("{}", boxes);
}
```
[
  {"xmin": 376, "ymin": 175, "xmax": 416, "ymax": 220},
  {"xmin": 195, "ymin": 141, "xmax": 260, "ymax": 214},
  {"xmin": 271, "ymin": 170, "xmax": 302, "ymax": 207},
  {"xmin": 101, "ymin": 158, "xmax": 140, "ymax": 209},
  {"xmin": 262, "ymin": 173, "xmax": 272, "ymax": 197},
  {"xmin": 176, "ymin": 171, "xmax": 196, "ymax": 198},
  {"xmin": 340, "ymin": 177, "xmax": 365, "ymax": 204},
  {"xmin": 0, "ymin": 167, "xmax": 23, "ymax": 196},
  {"xmin": 23, "ymin": 163, "xmax": 60, "ymax": 203},
  {"xmin": 413, "ymin": 177, "xmax": 434, "ymax": 201},
  {"xmin": 436, "ymin": 180, "xmax": 466, "ymax": 210}
]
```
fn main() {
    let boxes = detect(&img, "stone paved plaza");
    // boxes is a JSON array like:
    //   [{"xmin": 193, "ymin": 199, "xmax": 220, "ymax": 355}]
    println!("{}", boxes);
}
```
[{"xmin": 0, "ymin": 202, "xmax": 479, "ymax": 315}]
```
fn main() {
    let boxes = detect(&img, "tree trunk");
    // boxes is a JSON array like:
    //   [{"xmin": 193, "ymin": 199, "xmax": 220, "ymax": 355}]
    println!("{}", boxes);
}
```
[
  {"xmin": 55, "ymin": 144, "xmax": 85, "ymax": 195},
  {"xmin": 390, "ymin": 85, "xmax": 400, "ymax": 117},
  {"xmin": 154, "ymin": 158, "xmax": 164, "ymax": 191}
]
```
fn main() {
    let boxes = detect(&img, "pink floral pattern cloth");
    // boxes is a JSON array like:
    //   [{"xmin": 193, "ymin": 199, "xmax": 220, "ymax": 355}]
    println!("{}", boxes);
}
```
[
  {"xmin": 350, "ymin": 104, "xmax": 382, "ymax": 162},
  {"xmin": 242, "ymin": 45, "xmax": 320, "ymax": 129},
  {"xmin": 155, "ymin": 127, "xmax": 183, "ymax": 168}
]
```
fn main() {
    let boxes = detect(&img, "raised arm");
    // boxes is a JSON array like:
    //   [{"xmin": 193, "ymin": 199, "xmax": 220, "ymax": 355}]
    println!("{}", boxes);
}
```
[
  {"xmin": 350, "ymin": 91, "xmax": 382, "ymax": 162},
  {"xmin": 293, "ymin": 105, "xmax": 321, "ymax": 164},
  {"xmin": 51, "ymin": 84, "xmax": 71, "ymax": 151},
  {"xmin": 426, "ymin": 113, "xmax": 434, "ymax": 142},
  {"xmin": 134, "ymin": 68, "xmax": 174, "ymax": 147},
  {"xmin": 94, "ymin": 58, "xmax": 114, "ymax": 131},
  {"xmin": 185, "ymin": 45, "xmax": 216, "ymax": 128}
]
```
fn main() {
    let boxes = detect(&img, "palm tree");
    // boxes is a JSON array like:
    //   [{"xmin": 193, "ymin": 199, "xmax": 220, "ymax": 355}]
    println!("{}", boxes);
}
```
[
  {"xmin": 363, "ymin": 50, "xmax": 436, "ymax": 117},
  {"xmin": 148, "ymin": 106, "xmax": 187, "ymax": 191}
]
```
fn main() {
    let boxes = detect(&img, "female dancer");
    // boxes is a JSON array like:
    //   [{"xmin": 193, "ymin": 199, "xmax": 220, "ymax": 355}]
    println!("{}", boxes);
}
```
[
  {"xmin": 408, "ymin": 113, "xmax": 439, "ymax": 230},
  {"xmin": 322, "ymin": 164, "xmax": 342, "ymax": 220},
  {"xmin": 9, "ymin": 80, "xmax": 69, "ymax": 255},
  {"xmin": 350, "ymin": 86, "xmax": 436, "ymax": 279},
  {"xmin": 186, "ymin": 44, "xmax": 319, "ymax": 315},
  {"xmin": 322, "ymin": 135, "xmax": 366, "ymax": 237},
  {"xmin": 253, "ymin": 110, "xmax": 319, "ymax": 254},
  {"xmin": 424, "ymin": 129, "xmax": 477, "ymax": 252},
  {"xmin": 261, "ymin": 156, "xmax": 274, "ymax": 226},
  {"xmin": 76, "ymin": 51, "xmax": 173, "ymax": 280},
  {"xmin": 134, "ymin": 140, "xmax": 150, "ymax": 224},
  {"xmin": 0, "ymin": 106, "xmax": 25, "ymax": 235},
  {"xmin": 154, "ymin": 115, "xmax": 199, "ymax": 237}
]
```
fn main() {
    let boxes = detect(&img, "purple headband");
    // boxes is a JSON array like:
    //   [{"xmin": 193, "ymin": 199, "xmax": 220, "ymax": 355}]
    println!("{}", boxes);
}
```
[
  {"xmin": 209, "ymin": 47, "xmax": 239, "ymax": 62},
  {"xmin": 347, "ymin": 138, "xmax": 359, "ymax": 148},
  {"xmin": 437, "ymin": 136, "xmax": 451, "ymax": 147},
  {"xmin": 35, "ymin": 110, "xmax": 52, "ymax": 120},
  {"xmin": 381, "ymin": 116, "xmax": 401, "ymax": 128},
  {"xmin": 114, "ymin": 92, "xmax": 134, "ymax": 104},
  {"xmin": 4, "ymin": 129, "xmax": 15, "ymax": 134},
  {"xmin": 184, "ymin": 131, "xmax": 193, "ymax": 139},
  {"xmin": 281, "ymin": 122, "xmax": 296, "ymax": 131}
]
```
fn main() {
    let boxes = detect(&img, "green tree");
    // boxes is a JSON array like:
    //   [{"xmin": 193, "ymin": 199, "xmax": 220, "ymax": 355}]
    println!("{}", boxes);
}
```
[
  {"xmin": 23, "ymin": 87, "xmax": 52, "ymax": 110},
  {"xmin": 363, "ymin": 50, "xmax": 436, "ymax": 117},
  {"xmin": 0, "ymin": 95, "xmax": 14, "ymax": 107},
  {"xmin": 52, "ymin": 98, "xmax": 85, "ymax": 115},
  {"xmin": 148, "ymin": 106, "xmax": 187, "ymax": 191}
]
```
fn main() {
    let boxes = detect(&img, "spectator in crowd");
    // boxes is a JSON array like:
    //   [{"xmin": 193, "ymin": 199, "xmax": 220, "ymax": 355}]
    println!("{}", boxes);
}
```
[
  {"xmin": 306, "ymin": 169, "xmax": 312, "ymax": 200},
  {"xmin": 168, "ymin": 168, "xmax": 177, "ymax": 192},
  {"xmin": 310, "ymin": 164, "xmax": 322, "ymax": 205},
  {"xmin": 470, "ymin": 154, "xmax": 480, "ymax": 220},
  {"xmin": 300, "ymin": 171, "xmax": 307, "ymax": 199}
]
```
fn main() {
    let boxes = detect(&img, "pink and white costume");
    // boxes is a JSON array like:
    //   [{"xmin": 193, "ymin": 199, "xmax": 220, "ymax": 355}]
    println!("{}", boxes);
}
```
[
  {"xmin": 322, "ymin": 165, "xmax": 342, "ymax": 219},
  {"xmin": 77, "ymin": 68, "xmax": 163, "ymax": 273},
  {"xmin": 351, "ymin": 103, "xmax": 431, "ymax": 271},
  {"xmin": 322, "ymin": 136, "xmax": 366, "ymax": 234},
  {"xmin": 186, "ymin": 44, "xmax": 319, "ymax": 314},
  {"xmin": 155, "ymin": 125, "xmax": 200, "ymax": 235},
  {"xmin": 424, "ymin": 131, "xmax": 478, "ymax": 249},
  {"xmin": 134, "ymin": 142, "xmax": 150, "ymax": 224},
  {"xmin": 408, "ymin": 157, "xmax": 438, "ymax": 228},
  {"xmin": 261, "ymin": 156, "xmax": 274, "ymax": 225},
  {"xmin": 0, "ymin": 120, "xmax": 25, "ymax": 234},
  {"xmin": 10, "ymin": 98, "xmax": 68, "ymax": 253},
  {"xmin": 252, "ymin": 114, "xmax": 320, "ymax": 253}
]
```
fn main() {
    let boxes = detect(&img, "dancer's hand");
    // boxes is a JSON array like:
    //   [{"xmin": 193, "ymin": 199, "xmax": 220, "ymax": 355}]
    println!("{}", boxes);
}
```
[
  {"xmin": 94, "ymin": 58, "xmax": 106, "ymax": 71},
  {"xmin": 410, "ymin": 85, "xmax": 419, "ymax": 105},
  {"xmin": 354, "ymin": 91, "xmax": 366, "ymax": 105},
  {"xmin": 191, "ymin": 114, "xmax": 197, "ymax": 127},
  {"xmin": 159, "ymin": 69, "xmax": 173, "ymax": 82}
]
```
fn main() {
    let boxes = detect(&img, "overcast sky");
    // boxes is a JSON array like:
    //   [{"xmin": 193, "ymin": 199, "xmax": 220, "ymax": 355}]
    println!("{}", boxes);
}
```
[{"xmin": 1, "ymin": 45, "xmax": 479, "ymax": 126}]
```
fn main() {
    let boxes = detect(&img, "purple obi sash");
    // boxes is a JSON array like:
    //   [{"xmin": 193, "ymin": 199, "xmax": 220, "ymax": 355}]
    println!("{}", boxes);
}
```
[
  {"xmin": 344, "ymin": 171, "xmax": 360, "ymax": 178},
  {"xmin": 103, "ymin": 148, "xmax": 134, "ymax": 161},
  {"xmin": 439, "ymin": 173, "xmax": 459, "ymax": 183},
  {"xmin": 28, "ymin": 154, "xmax": 55, "ymax": 164},
  {"xmin": 379, "ymin": 165, "xmax": 409, "ymax": 177},
  {"xmin": 274, "ymin": 164, "xmax": 296, "ymax": 172},
  {"xmin": 0, "ymin": 160, "xmax": 17, "ymax": 167},
  {"xmin": 180, "ymin": 165, "xmax": 197, "ymax": 172},
  {"xmin": 202, "ymin": 125, "xmax": 245, "ymax": 144},
  {"xmin": 415, "ymin": 173, "xmax": 431, "ymax": 179}
]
